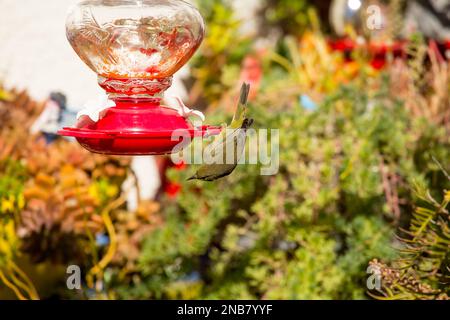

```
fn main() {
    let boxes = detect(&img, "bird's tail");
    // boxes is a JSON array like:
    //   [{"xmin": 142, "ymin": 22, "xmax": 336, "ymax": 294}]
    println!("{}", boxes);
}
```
[
  {"xmin": 239, "ymin": 83, "xmax": 251, "ymax": 106},
  {"xmin": 232, "ymin": 83, "xmax": 251, "ymax": 124}
]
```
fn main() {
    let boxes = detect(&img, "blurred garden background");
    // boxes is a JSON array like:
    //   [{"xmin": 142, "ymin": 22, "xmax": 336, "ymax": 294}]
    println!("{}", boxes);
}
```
[{"xmin": 0, "ymin": 0, "xmax": 449, "ymax": 300}]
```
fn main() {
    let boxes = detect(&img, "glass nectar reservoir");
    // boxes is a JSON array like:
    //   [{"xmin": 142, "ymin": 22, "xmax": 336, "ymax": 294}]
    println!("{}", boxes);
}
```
[{"xmin": 59, "ymin": 0, "xmax": 219, "ymax": 155}]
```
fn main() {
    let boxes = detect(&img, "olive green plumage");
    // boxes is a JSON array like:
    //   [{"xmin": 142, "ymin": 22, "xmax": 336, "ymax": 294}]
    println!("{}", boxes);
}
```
[{"xmin": 188, "ymin": 83, "xmax": 253, "ymax": 182}]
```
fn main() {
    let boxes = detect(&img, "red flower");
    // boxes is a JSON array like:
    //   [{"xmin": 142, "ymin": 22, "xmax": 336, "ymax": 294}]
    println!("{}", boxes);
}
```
[
  {"xmin": 370, "ymin": 58, "xmax": 386, "ymax": 70},
  {"xmin": 239, "ymin": 54, "xmax": 263, "ymax": 101},
  {"xmin": 165, "ymin": 182, "xmax": 182, "ymax": 198}
]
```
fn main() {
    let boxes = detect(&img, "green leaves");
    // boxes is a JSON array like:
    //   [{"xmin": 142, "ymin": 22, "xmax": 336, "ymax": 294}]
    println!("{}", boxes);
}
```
[
  {"xmin": 370, "ymin": 186, "xmax": 450, "ymax": 300},
  {"xmin": 127, "ymin": 74, "xmax": 449, "ymax": 299}
]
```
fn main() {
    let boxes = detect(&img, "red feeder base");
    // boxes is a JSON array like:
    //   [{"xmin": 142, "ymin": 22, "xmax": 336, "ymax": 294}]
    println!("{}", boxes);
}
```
[{"xmin": 58, "ymin": 98, "xmax": 221, "ymax": 156}]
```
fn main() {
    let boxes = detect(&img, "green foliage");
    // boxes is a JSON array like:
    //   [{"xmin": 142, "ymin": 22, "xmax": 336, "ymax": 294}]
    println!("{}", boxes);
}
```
[
  {"xmin": 0, "ymin": 159, "xmax": 26, "ymax": 268},
  {"xmin": 0, "ymin": 159, "xmax": 26, "ymax": 220},
  {"xmin": 261, "ymin": 0, "xmax": 312, "ymax": 36},
  {"xmin": 337, "ymin": 216, "xmax": 396, "ymax": 299},
  {"xmin": 1, "ymin": 1, "xmax": 449, "ymax": 301},
  {"xmin": 192, "ymin": 0, "xmax": 252, "ymax": 103},
  {"xmin": 370, "ymin": 183, "xmax": 450, "ymax": 300},
  {"xmin": 0, "ymin": 159, "xmax": 27, "ymax": 202},
  {"xmin": 116, "ymin": 72, "xmax": 449, "ymax": 299},
  {"xmin": 245, "ymin": 230, "xmax": 345, "ymax": 300}
]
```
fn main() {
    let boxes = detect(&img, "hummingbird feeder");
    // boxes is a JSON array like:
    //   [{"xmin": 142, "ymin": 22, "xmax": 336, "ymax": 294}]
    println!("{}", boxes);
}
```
[{"xmin": 59, "ymin": 0, "xmax": 220, "ymax": 155}]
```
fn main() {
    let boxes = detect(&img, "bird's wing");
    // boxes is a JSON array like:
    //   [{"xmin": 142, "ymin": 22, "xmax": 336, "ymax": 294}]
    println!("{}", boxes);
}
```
[
  {"xmin": 206, "ymin": 126, "xmax": 241, "ymax": 156},
  {"xmin": 205, "ymin": 83, "xmax": 251, "ymax": 152},
  {"xmin": 204, "ymin": 118, "xmax": 253, "ymax": 164},
  {"xmin": 187, "ymin": 84, "xmax": 252, "ymax": 182}
]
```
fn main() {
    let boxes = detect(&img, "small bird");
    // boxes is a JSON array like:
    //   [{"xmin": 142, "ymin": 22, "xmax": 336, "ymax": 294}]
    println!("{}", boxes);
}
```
[{"xmin": 188, "ymin": 83, "xmax": 253, "ymax": 182}]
